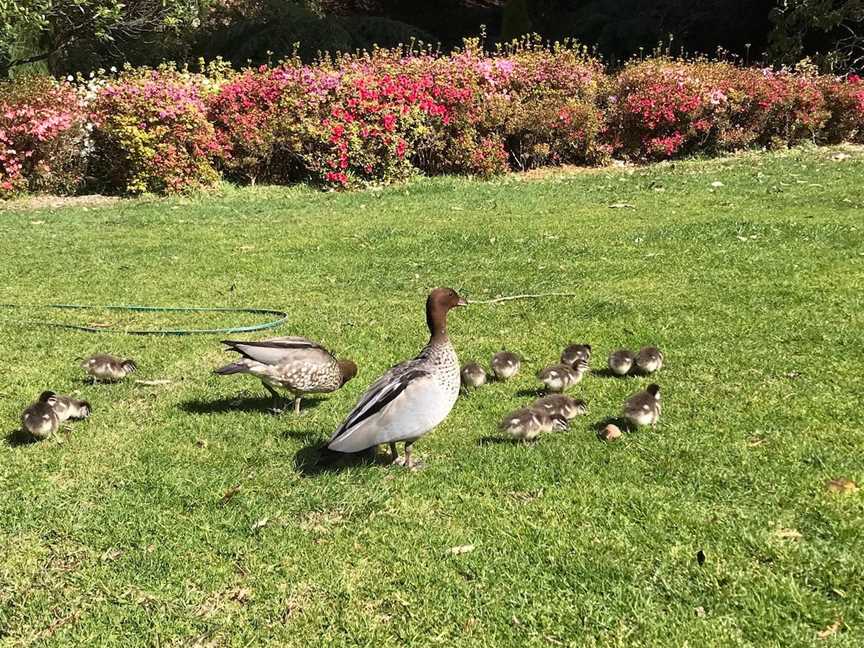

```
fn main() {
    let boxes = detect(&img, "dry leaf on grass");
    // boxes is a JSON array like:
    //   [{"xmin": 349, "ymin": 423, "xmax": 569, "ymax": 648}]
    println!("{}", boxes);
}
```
[
  {"xmin": 825, "ymin": 478, "xmax": 858, "ymax": 494},
  {"xmin": 817, "ymin": 618, "xmax": 842, "ymax": 639},
  {"xmin": 134, "ymin": 379, "xmax": 173, "ymax": 386},
  {"xmin": 448, "ymin": 544, "xmax": 475, "ymax": 556},
  {"xmin": 251, "ymin": 517, "xmax": 269, "ymax": 532},
  {"xmin": 507, "ymin": 489, "xmax": 543, "ymax": 503},
  {"xmin": 228, "ymin": 587, "xmax": 251, "ymax": 603},
  {"xmin": 101, "ymin": 548, "xmax": 123, "ymax": 561},
  {"xmin": 219, "ymin": 484, "xmax": 242, "ymax": 506},
  {"xmin": 608, "ymin": 202, "xmax": 635, "ymax": 209},
  {"xmin": 774, "ymin": 528, "xmax": 802, "ymax": 541}
]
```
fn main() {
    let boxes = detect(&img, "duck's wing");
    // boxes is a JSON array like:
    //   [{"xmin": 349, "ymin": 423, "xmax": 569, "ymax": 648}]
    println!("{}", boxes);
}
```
[
  {"xmin": 328, "ymin": 359, "xmax": 432, "ymax": 448},
  {"xmin": 221, "ymin": 336, "xmax": 333, "ymax": 366}
]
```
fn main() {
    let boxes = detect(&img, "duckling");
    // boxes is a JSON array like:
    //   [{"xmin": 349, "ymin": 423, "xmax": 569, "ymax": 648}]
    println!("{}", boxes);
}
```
[
  {"xmin": 499, "ymin": 407, "xmax": 567, "ymax": 442},
  {"xmin": 460, "ymin": 362, "xmax": 487, "ymax": 390},
  {"xmin": 38, "ymin": 391, "xmax": 91, "ymax": 421},
  {"xmin": 623, "ymin": 383, "xmax": 661, "ymax": 429},
  {"xmin": 561, "ymin": 343, "xmax": 592, "ymax": 367},
  {"xmin": 635, "ymin": 346, "xmax": 664, "ymax": 374},
  {"xmin": 82, "ymin": 354, "xmax": 137, "ymax": 382},
  {"xmin": 608, "ymin": 349, "xmax": 635, "ymax": 376},
  {"xmin": 569, "ymin": 358, "xmax": 590, "ymax": 384},
  {"xmin": 537, "ymin": 364, "xmax": 574, "ymax": 392},
  {"xmin": 537, "ymin": 358, "xmax": 588, "ymax": 393},
  {"xmin": 21, "ymin": 395, "xmax": 60, "ymax": 440},
  {"xmin": 532, "ymin": 394, "xmax": 588, "ymax": 420},
  {"xmin": 491, "ymin": 351, "xmax": 521, "ymax": 380}
]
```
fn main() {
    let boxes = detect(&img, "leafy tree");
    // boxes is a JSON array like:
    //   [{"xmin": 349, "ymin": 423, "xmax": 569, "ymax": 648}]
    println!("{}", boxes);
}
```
[
  {"xmin": 769, "ymin": 0, "xmax": 864, "ymax": 70},
  {"xmin": 0, "ymin": 0, "xmax": 202, "ymax": 77}
]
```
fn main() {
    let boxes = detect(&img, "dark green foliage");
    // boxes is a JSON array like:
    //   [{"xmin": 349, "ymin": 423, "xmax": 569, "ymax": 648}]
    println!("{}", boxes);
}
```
[
  {"xmin": 195, "ymin": 3, "xmax": 434, "ymax": 66},
  {"xmin": 501, "ymin": 0, "xmax": 532, "ymax": 41},
  {"xmin": 769, "ymin": 0, "xmax": 864, "ymax": 71}
]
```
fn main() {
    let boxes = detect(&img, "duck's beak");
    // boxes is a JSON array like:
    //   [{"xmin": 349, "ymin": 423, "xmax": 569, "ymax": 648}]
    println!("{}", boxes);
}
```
[{"xmin": 456, "ymin": 296, "xmax": 468, "ymax": 307}]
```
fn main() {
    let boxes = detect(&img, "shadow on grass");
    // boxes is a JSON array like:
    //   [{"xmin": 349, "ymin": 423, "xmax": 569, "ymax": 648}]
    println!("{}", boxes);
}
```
[
  {"xmin": 513, "ymin": 388, "xmax": 543, "ymax": 398},
  {"xmin": 293, "ymin": 443, "xmax": 388, "ymax": 477},
  {"xmin": 5, "ymin": 428, "xmax": 38, "ymax": 447},
  {"xmin": 591, "ymin": 368, "xmax": 635, "ymax": 379},
  {"xmin": 477, "ymin": 435, "xmax": 521, "ymax": 446},
  {"xmin": 178, "ymin": 395, "xmax": 325, "ymax": 415}
]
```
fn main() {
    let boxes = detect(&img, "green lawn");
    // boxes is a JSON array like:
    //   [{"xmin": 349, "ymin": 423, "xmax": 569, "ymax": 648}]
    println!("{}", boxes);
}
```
[{"xmin": 1, "ymin": 146, "xmax": 863, "ymax": 647}]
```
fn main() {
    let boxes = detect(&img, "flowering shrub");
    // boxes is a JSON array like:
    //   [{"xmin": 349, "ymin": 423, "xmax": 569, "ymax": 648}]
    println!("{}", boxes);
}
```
[
  {"xmin": 606, "ymin": 59, "xmax": 838, "ymax": 160},
  {"xmin": 0, "ymin": 77, "xmax": 88, "ymax": 199},
  {"xmin": 820, "ymin": 75, "xmax": 864, "ymax": 144},
  {"xmin": 207, "ymin": 65, "xmax": 305, "ymax": 183},
  {"xmin": 89, "ymin": 68, "xmax": 221, "ymax": 194},
  {"xmin": 207, "ymin": 41, "xmax": 609, "ymax": 187},
  {"xmin": 3, "ymin": 46, "xmax": 864, "ymax": 199}
]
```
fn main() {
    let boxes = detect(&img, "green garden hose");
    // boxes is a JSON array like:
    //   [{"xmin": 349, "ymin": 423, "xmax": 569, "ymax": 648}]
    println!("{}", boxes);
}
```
[{"xmin": 0, "ymin": 303, "xmax": 288, "ymax": 335}]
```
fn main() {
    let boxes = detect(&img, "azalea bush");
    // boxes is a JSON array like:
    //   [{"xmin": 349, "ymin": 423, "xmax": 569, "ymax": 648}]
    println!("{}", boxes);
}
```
[
  {"xmin": 820, "ymin": 74, "xmax": 864, "ymax": 144},
  {"xmin": 89, "ymin": 68, "xmax": 221, "ymax": 194},
  {"xmin": 207, "ymin": 64, "xmax": 309, "ymax": 184},
  {"xmin": 0, "ymin": 77, "xmax": 88, "ymax": 199},
  {"xmin": 207, "ymin": 40, "xmax": 609, "ymax": 187},
  {"xmin": 605, "ymin": 58, "xmax": 844, "ymax": 160},
  {"xmin": 3, "ymin": 43, "xmax": 864, "ymax": 198}
]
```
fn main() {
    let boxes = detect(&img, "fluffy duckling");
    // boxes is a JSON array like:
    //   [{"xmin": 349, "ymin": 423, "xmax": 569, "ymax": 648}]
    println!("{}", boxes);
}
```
[
  {"xmin": 460, "ymin": 362, "xmax": 487, "ymax": 390},
  {"xmin": 532, "ymin": 394, "xmax": 588, "ymax": 420},
  {"xmin": 608, "ymin": 349, "xmax": 635, "ymax": 376},
  {"xmin": 82, "ymin": 354, "xmax": 137, "ymax": 382},
  {"xmin": 623, "ymin": 384, "xmax": 662, "ymax": 429},
  {"xmin": 499, "ymin": 407, "xmax": 567, "ymax": 442},
  {"xmin": 38, "ymin": 391, "xmax": 91, "ymax": 421},
  {"xmin": 491, "ymin": 351, "xmax": 521, "ymax": 380},
  {"xmin": 635, "ymin": 346, "xmax": 664, "ymax": 374},
  {"xmin": 561, "ymin": 343, "xmax": 592, "ymax": 367},
  {"xmin": 537, "ymin": 358, "xmax": 588, "ymax": 393},
  {"xmin": 21, "ymin": 395, "xmax": 60, "ymax": 440},
  {"xmin": 537, "ymin": 364, "xmax": 574, "ymax": 393}
]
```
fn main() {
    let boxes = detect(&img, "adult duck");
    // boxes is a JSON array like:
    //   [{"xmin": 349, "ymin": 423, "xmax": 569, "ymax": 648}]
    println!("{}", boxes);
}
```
[
  {"xmin": 328, "ymin": 287, "xmax": 467, "ymax": 468},
  {"xmin": 215, "ymin": 336, "xmax": 357, "ymax": 414}
]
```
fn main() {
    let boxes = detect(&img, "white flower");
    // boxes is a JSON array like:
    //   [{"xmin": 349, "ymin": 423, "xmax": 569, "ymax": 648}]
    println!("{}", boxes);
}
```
[
  {"xmin": 110, "ymin": 66, "xmax": 117, "ymax": 73},
  {"xmin": 67, "ymin": 75, "xmax": 74, "ymax": 81},
  {"xmin": 708, "ymin": 89, "xmax": 727, "ymax": 106}
]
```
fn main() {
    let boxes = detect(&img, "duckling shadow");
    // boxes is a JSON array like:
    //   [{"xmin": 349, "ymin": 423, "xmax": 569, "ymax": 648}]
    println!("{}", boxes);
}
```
[
  {"xmin": 513, "ymin": 388, "xmax": 543, "ymax": 398},
  {"xmin": 5, "ymin": 429, "xmax": 37, "ymax": 447},
  {"xmin": 178, "ymin": 396, "xmax": 325, "ymax": 415},
  {"xmin": 477, "ymin": 435, "xmax": 518, "ymax": 446},
  {"xmin": 293, "ymin": 443, "xmax": 388, "ymax": 477},
  {"xmin": 591, "ymin": 369, "xmax": 633, "ymax": 379}
]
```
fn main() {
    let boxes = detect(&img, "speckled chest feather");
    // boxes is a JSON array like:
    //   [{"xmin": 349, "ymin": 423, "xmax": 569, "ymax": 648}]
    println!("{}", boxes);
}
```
[{"xmin": 418, "ymin": 339, "xmax": 461, "ymax": 400}]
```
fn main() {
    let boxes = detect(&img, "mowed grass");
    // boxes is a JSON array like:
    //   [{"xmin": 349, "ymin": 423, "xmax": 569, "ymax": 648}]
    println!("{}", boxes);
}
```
[{"xmin": 1, "ymin": 146, "xmax": 863, "ymax": 647}]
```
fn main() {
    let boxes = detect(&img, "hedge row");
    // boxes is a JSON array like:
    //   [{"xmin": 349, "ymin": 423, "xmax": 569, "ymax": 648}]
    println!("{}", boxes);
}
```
[{"xmin": 2, "ymin": 42, "xmax": 863, "ymax": 198}]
